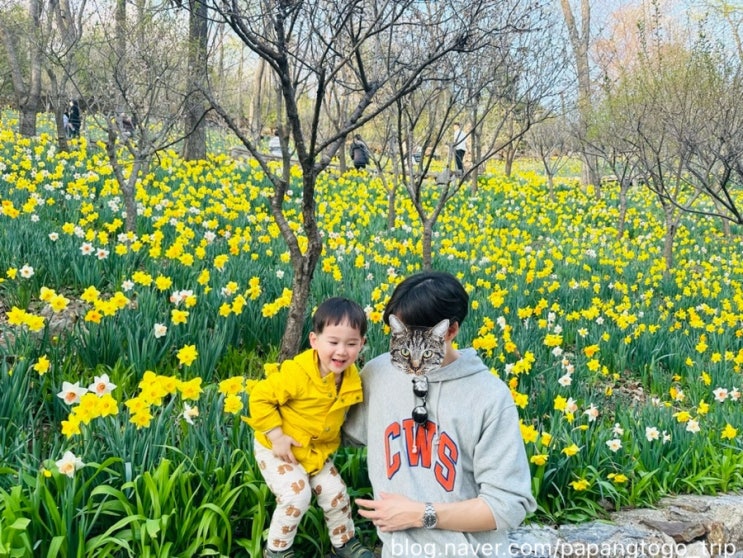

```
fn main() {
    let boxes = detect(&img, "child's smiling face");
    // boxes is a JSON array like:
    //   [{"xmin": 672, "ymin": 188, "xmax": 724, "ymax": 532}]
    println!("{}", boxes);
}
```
[{"xmin": 310, "ymin": 320, "xmax": 365, "ymax": 377}]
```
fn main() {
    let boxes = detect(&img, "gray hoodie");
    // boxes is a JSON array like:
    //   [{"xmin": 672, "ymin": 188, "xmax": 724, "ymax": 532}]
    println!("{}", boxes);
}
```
[{"xmin": 344, "ymin": 348, "xmax": 536, "ymax": 558}]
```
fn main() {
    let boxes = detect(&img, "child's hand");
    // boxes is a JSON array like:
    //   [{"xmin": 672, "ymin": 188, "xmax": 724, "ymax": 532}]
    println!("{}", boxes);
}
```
[{"xmin": 267, "ymin": 428, "xmax": 302, "ymax": 464}]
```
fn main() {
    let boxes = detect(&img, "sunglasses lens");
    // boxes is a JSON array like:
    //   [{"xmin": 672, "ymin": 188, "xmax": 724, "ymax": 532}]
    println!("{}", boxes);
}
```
[{"xmin": 412, "ymin": 405, "xmax": 428, "ymax": 425}]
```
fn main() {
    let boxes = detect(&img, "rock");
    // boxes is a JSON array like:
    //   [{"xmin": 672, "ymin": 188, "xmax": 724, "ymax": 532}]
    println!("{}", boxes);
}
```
[
  {"xmin": 641, "ymin": 519, "xmax": 707, "ymax": 543},
  {"xmin": 508, "ymin": 493, "xmax": 743, "ymax": 558},
  {"xmin": 684, "ymin": 541, "xmax": 712, "ymax": 558}
]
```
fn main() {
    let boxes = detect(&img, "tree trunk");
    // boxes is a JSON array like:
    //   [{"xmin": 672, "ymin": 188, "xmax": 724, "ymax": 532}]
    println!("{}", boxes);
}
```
[
  {"xmin": 250, "ymin": 58, "xmax": 266, "ymax": 137},
  {"xmin": 469, "ymin": 107, "xmax": 480, "ymax": 195},
  {"xmin": 279, "ymin": 261, "xmax": 315, "ymax": 362},
  {"xmin": 662, "ymin": 206, "xmax": 678, "ymax": 275},
  {"xmin": 275, "ymin": 167, "xmax": 323, "ymax": 361},
  {"xmin": 560, "ymin": 0, "xmax": 601, "ymax": 195},
  {"xmin": 385, "ymin": 146, "xmax": 400, "ymax": 229},
  {"xmin": 18, "ymin": 107, "xmax": 39, "ymax": 137},
  {"xmin": 421, "ymin": 219, "xmax": 434, "ymax": 270},
  {"xmin": 504, "ymin": 143, "xmax": 516, "ymax": 177},
  {"xmin": 123, "ymin": 162, "xmax": 141, "ymax": 233},
  {"xmin": 105, "ymin": 125, "xmax": 141, "ymax": 232},
  {"xmin": 617, "ymin": 178, "xmax": 630, "ymax": 238},
  {"xmin": 183, "ymin": 0, "xmax": 208, "ymax": 161},
  {"xmin": 582, "ymin": 152, "xmax": 602, "ymax": 198},
  {"xmin": 2, "ymin": 0, "xmax": 44, "ymax": 137}
]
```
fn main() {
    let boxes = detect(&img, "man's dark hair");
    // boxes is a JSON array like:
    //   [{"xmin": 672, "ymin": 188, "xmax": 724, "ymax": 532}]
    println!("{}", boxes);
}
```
[
  {"xmin": 313, "ymin": 297, "xmax": 368, "ymax": 337},
  {"xmin": 383, "ymin": 271, "xmax": 468, "ymax": 328}
]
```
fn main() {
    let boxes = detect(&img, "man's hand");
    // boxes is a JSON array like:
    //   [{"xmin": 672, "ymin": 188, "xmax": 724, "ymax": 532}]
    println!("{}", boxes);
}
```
[{"xmin": 356, "ymin": 493, "xmax": 424, "ymax": 532}]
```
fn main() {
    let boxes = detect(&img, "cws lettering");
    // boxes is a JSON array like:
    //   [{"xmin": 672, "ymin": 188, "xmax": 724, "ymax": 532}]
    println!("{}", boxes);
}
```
[{"xmin": 384, "ymin": 419, "xmax": 459, "ymax": 491}]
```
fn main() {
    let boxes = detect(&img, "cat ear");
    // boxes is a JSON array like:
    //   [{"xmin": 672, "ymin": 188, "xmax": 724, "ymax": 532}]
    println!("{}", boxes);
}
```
[
  {"xmin": 388, "ymin": 314, "xmax": 406, "ymax": 334},
  {"xmin": 431, "ymin": 319, "xmax": 450, "ymax": 338}
]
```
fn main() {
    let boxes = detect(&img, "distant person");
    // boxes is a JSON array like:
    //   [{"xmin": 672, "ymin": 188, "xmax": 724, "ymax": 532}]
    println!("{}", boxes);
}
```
[
  {"xmin": 68, "ymin": 100, "xmax": 81, "ymax": 138},
  {"xmin": 121, "ymin": 113, "xmax": 134, "ymax": 138},
  {"xmin": 412, "ymin": 145, "xmax": 422, "ymax": 164},
  {"xmin": 268, "ymin": 128, "xmax": 282, "ymax": 157},
  {"xmin": 63, "ymin": 111, "xmax": 73, "ymax": 138},
  {"xmin": 349, "ymin": 134, "xmax": 370, "ymax": 170},
  {"xmin": 452, "ymin": 122, "xmax": 467, "ymax": 175}
]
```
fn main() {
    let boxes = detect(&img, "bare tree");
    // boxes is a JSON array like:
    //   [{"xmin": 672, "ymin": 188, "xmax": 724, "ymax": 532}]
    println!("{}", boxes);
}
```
[
  {"xmin": 560, "ymin": 0, "xmax": 602, "ymax": 193},
  {"xmin": 182, "ymin": 0, "xmax": 209, "ymax": 160},
  {"xmin": 71, "ymin": 4, "xmax": 192, "ymax": 232},
  {"xmin": 44, "ymin": 0, "xmax": 87, "ymax": 150},
  {"xmin": 583, "ymin": 101, "xmax": 641, "ymax": 239},
  {"xmin": 525, "ymin": 113, "xmax": 575, "ymax": 200},
  {"xmin": 201, "ymin": 0, "xmax": 507, "ymax": 360},
  {"xmin": 0, "ymin": 0, "xmax": 44, "ymax": 136},
  {"xmin": 386, "ymin": 1, "xmax": 562, "ymax": 268},
  {"xmin": 592, "ymin": 11, "xmax": 743, "ymax": 272}
]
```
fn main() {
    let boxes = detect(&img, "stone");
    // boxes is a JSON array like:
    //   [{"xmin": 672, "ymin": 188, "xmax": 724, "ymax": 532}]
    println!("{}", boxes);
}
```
[
  {"xmin": 641, "ymin": 519, "xmax": 707, "ymax": 543},
  {"xmin": 507, "ymin": 493, "xmax": 743, "ymax": 558},
  {"xmin": 684, "ymin": 541, "xmax": 711, "ymax": 558}
]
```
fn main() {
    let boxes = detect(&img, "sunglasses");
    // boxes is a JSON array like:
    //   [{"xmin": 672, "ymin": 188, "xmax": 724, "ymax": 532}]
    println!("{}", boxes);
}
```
[{"xmin": 412, "ymin": 376, "xmax": 429, "ymax": 425}]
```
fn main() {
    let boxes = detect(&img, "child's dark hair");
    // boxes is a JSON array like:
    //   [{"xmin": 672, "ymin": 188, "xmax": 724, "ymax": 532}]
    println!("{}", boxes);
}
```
[
  {"xmin": 383, "ymin": 271, "xmax": 468, "ymax": 328},
  {"xmin": 313, "ymin": 297, "xmax": 368, "ymax": 337}
]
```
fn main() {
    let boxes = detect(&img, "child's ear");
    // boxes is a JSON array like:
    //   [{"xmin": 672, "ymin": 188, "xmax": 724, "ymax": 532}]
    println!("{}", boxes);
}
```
[{"xmin": 309, "ymin": 331, "xmax": 318, "ymax": 348}]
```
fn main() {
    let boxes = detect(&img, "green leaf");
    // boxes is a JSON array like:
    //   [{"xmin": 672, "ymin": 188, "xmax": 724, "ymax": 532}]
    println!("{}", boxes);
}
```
[
  {"xmin": 145, "ymin": 518, "xmax": 161, "ymax": 539},
  {"xmin": 8, "ymin": 518, "xmax": 30, "ymax": 530},
  {"xmin": 46, "ymin": 535, "xmax": 65, "ymax": 558}
]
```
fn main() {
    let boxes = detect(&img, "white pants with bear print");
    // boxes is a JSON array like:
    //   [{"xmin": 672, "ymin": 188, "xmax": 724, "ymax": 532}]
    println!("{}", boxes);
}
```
[{"xmin": 254, "ymin": 440, "xmax": 355, "ymax": 551}]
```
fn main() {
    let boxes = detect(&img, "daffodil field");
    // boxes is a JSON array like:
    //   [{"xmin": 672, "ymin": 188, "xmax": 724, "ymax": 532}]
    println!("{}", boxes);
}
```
[{"xmin": 1, "ymin": 112, "xmax": 743, "ymax": 556}]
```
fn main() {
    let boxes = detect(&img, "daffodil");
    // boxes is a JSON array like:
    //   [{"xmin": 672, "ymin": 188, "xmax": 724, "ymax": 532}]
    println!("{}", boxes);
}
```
[
  {"xmin": 608, "ymin": 473, "xmax": 628, "ymax": 484},
  {"xmin": 182, "ymin": 403, "xmax": 199, "ymax": 424},
  {"xmin": 88, "ymin": 374, "xmax": 117, "ymax": 396},
  {"xmin": 721, "ymin": 423, "xmax": 738, "ymax": 440},
  {"xmin": 176, "ymin": 344, "xmax": 198, "ymax": 367},
  {"xmin": 178, "ymin": 377, "xmax": 202, "ymax": 400},
  {"xmin": 57, "ymin": 381, "xmax": 89, "ymax": 406},
  {"xmin": 33, "ymin": 355, "xmax": 51, "ymax": 375},
  {"xmin": 55, "ymin": 450, "xmax": 84, "ymax": 478},
  {"xmin": 562, "ymin": 444, "xmax": 580, "ymax": 457},
  {"xmin": 223, "ymin": 394, "xmax": 244, "ymax": 414}
]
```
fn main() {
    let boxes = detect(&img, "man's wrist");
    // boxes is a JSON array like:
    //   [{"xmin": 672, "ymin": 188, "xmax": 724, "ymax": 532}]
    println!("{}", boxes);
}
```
[{"xmin": 422, "ymin": 502, "xmax": 438, "ymax": 529}]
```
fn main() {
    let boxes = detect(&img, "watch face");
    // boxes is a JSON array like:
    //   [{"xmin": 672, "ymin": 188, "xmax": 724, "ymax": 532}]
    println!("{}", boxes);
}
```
[{"xmin": 423, "ymin": 504, "xmax": 437, "ymax": 529}]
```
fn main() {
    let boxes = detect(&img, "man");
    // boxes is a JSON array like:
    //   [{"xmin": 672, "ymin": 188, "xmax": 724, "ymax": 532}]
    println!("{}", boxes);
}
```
[
  {"xmin": 452, "ymin": 122, "xmax": 467, "ymax": 175},
  {"xmin": 344, "ymin": 271, "xmax": 536, "ymax": 558}
]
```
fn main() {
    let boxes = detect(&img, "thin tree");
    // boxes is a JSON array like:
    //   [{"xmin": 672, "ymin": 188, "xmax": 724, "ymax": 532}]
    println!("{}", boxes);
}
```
[
  {"xmin": 72, "ymin": 4, "xmax": 192, "ymax": 232},
  {"xmin": 525, "ymin": 113, "xmax": 575, "ymax": 201},
  {"xmin": 182, "ymin": 0, "xmax": 209, "ymax": 160},
  {"xmin": 560, "ymin": 0, "xmax": 602, "ymax": 193},
  {"xmin": 0, "ymin": 0, "xmax": 44, "ymax": 136},
  {"xmin": 202, "ymin": 0, "xmax": 501, "ymax": 360},
  {"xmin": 387, "ymin": 1, "xmax": 562, "ymax": 268}
]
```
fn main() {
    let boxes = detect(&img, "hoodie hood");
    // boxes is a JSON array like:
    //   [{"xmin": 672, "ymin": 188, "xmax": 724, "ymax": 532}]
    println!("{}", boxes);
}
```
[{"xmin": 424, "ymin": 347, "xmax": 489, "ymax": 383}]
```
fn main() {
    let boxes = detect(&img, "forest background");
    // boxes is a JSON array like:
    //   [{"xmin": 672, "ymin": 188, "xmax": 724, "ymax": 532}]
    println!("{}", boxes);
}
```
[{"xmin": 1, "ymin": 0, "xmax": 743, "ymax": 556}]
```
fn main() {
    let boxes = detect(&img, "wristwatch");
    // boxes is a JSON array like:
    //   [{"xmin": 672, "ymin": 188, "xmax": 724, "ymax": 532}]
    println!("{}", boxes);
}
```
[{"xmin": 422, "ymin": 502, "xmax": 438, "ymax": 529}]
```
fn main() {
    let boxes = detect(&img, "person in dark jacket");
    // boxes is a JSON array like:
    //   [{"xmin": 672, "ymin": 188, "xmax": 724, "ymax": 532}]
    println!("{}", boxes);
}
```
[
  {"xmin": 68, "ymin": 100, "xmax": 81, "ymax": 138},
  {"xmin": 349, "ymin": 134, "xmax": 370, "ymax": 170}
]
